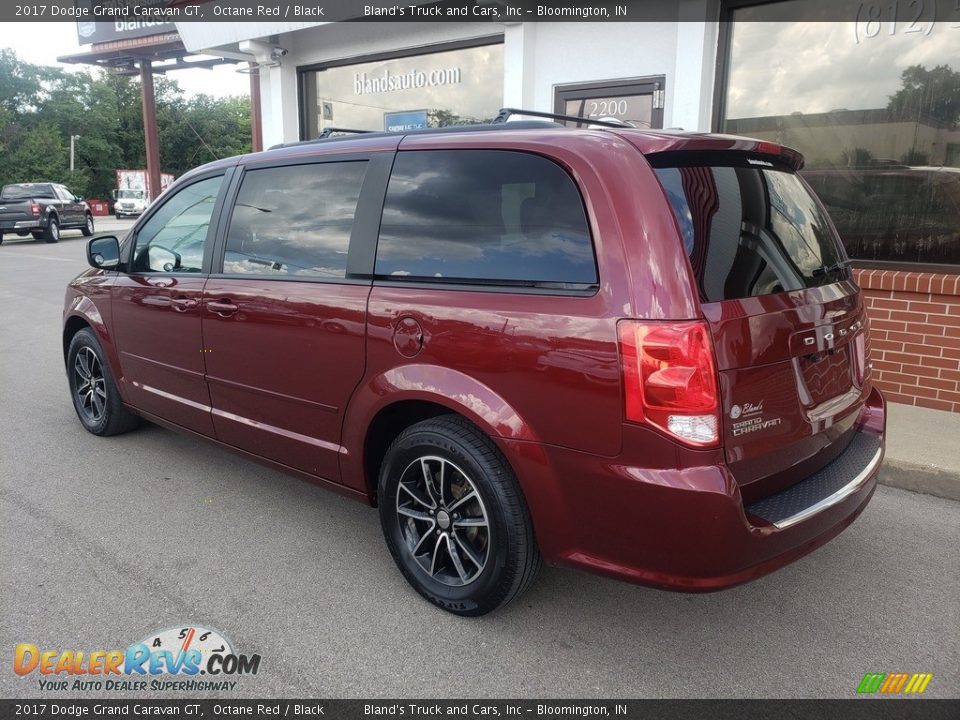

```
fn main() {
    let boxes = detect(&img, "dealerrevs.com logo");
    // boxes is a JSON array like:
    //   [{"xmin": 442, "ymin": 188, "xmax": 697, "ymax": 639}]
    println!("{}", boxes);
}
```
[{"xmin": 14, "ymin": 625, "xmax": 261, "ymax": 692}]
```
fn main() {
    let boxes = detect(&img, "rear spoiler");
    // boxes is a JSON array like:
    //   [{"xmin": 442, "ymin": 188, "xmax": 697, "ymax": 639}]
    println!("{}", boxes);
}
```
[
  {"xmin": 619, "ymin": 133, "xmax": 805, "ymax": 171},
  {"xmin": 645, "ymin": 144, "xmax": 805, "ymax": 172}
]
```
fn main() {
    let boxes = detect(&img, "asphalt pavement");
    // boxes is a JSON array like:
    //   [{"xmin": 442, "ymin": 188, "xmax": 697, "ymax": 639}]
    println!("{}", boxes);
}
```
[{"xmin": 0, "ymin": 230, "xmax": 957, "ymax": 699}]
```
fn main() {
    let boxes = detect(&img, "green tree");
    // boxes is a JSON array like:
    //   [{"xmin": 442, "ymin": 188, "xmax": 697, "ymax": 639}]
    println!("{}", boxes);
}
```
[
  {"xmin": 887, "ymin": 64, "xmax": 960, "ymax": 126},
  {"xmin": 0, "ymin": 50, "xmax": 252, "ymax": 200}
]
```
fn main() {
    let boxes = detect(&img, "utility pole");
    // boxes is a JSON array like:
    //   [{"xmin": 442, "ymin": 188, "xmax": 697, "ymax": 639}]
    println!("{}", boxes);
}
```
[
  {"xmin": 140, "ymin": 60, "xmax": 162, "ymax": 201},
  {"xmin": 70, "ymin": 134, "xmax": 81, "ymax": 172}
]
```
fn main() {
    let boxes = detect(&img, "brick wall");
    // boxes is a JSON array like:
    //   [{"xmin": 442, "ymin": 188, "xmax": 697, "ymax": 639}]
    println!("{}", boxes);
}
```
[{"xmin": 854, "ymin": 268, "xmax": 960, "ymax": 412}]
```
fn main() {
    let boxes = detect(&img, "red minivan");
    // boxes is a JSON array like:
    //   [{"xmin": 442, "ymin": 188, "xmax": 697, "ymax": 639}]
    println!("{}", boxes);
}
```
[{"xmin": 63, "ymin": 112, "xmax": 885, "ymax": 615}]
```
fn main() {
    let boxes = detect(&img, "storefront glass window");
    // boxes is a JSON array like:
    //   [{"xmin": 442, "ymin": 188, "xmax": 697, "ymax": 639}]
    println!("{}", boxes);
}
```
[
  {"xmin": 301, "ymin": 42, "xmax": 503, "ymax": 138},
  {"xmin": 723, "ymin": 1, "xmax": 960, "ymax": 266}
]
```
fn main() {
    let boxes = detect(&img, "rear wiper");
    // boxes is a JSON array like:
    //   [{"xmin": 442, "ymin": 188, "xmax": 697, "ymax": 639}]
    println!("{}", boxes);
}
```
[{"xmin": 812, "ymin": 261, "xmax": 849, "ymax": 279}]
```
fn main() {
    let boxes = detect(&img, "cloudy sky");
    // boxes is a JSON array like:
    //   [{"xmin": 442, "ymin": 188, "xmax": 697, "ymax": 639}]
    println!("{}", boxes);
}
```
[
  {"xmin": 726, "ymin": 21, "xmax": 959, "ymax": 118},
  {"xmin": 3, "ymin": 22, "xmax": 250, "ymax": 98}
]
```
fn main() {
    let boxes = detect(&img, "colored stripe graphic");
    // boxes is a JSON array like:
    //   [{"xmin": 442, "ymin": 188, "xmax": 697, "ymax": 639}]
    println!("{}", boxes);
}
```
[
  {"xmin": 857, "ymin": 673, "xmax": 885, "ymax": 693},
  {"xmin": 858, "ymin": 672, "xmax": 932, "ymax": 695}
]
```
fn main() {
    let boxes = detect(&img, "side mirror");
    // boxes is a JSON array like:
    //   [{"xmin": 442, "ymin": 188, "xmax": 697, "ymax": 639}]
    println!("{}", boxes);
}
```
[
  {"xmin": 147, "ymin": 245, "xmax": 181, "ymax": 273},
  {"xmin": 74, "ymin": 195, "xmax": 83, "ymax": 202},
  {"xmin": 87, "ymin": 236, "xmax": 121, "ymax": 270},
  {"xmin": 110, "ymin": 190, "xmax": 117, "ymax": 201}
]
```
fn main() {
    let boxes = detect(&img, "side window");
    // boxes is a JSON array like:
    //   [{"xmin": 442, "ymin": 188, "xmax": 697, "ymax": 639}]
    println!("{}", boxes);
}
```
[
  {"xmin": 375, "ymin": 150, "xmax": 597, "ymax": 287},
  {"xmin": 55, "ymin": 186, "xmax": 72, "ymax": 202},
  {"xmin": 132, "ymin": 176, "xmax": 224, "ymax": 274},
  {"xmin": 222, "ymin": 161, "xmax": 368, "ymax": 279}
]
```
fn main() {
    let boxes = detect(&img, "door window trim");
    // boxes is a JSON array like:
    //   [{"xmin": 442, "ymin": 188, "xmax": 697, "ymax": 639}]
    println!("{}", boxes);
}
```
[
  {"xmin": 122, "ymin": 169, "xmax": 234, "ymax": 276},
  {"xmin": 208, "ymin": 152, "xmax": 394, "ymax": 284}
]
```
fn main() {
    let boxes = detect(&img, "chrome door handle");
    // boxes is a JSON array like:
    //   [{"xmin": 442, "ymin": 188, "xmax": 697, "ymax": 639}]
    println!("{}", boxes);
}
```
[
  {"xmin": 207, "ymin": 299, "xmax": 239, "ymax": 317},
  {"xmin": 170, "ymin": 296, "xmax": 198, "ymax": 312}
]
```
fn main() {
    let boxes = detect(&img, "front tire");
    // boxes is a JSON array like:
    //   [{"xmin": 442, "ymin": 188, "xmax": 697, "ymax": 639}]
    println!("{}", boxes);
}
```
[
  {"xmin": 81, "ymin": 213, "xmax": 94, "ymax": 237},
  {"xmin": 44, "ymin": 217, "xmax": 59, "ymax": 243},
  {"xmin": 67, "ymin": 329, "xmax": 139, "ymax": 436},
  {"xmin": 378, "ymin": 415, "xmax": 541, "ymax": 616}
]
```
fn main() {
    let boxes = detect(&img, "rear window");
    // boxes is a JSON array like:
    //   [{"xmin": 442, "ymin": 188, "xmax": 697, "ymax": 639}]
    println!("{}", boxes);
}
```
[
  {"xmin": 653, "ymin": 157, "xmax": 848, "ymax": 302},
  {"xmin": 375, "ymin": 150, "xmax": 597, "ymax": 288},
  {"xmin": 1, "ymin": 184, "xmax": 54, "ymax": 199}
]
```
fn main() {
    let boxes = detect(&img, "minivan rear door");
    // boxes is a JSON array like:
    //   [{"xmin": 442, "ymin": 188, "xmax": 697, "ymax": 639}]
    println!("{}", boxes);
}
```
[
  {"xmin": 201, "ymin": 153, "xmax": 393, "ymax": 483},
  {"xmin": 650, "ymin": 153, "xmax": 871, "ymax": 502}
]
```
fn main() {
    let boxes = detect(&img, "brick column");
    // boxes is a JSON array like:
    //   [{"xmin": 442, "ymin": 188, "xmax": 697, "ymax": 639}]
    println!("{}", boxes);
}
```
[{"xmin": 855, "ymin": 268, "xmax": 960, "ymax": 412}]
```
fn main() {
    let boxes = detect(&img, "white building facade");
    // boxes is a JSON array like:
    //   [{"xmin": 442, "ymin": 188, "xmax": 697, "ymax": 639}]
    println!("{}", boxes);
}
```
[
  {"xmin": 176, "ymin": 2, "xmax": 960, "ymax": 412},
  {"xmin": 176, "ymin": 4, "xmax": 719, "ymax": 148}
]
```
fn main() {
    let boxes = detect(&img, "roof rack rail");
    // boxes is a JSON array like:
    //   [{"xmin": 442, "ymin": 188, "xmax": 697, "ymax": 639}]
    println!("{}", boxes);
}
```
[
  {"xmin": 316, "ymin": 127, "xmax": 373, "ymax": 139},
  {"xmin": 492, "ymin": 107, "xmax": 633, "ymax": 129}
]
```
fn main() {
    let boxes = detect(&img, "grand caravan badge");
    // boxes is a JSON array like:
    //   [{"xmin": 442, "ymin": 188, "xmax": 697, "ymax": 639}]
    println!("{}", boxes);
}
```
[{"xmin": 729, "ymin": 400, "xmax": 782, "ymax": 436}]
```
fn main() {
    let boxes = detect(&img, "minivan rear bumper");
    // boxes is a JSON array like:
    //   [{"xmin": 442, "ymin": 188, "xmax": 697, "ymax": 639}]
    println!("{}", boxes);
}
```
[{"xmin": 501, "ymin": 386, "xmax": 885, "ymax": 591}]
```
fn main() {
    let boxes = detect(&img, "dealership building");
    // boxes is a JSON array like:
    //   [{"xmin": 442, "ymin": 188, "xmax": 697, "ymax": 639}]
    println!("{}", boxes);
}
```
[{"xmin": 81, "ymin": 1, "xmax": 960, "ymax": 411}]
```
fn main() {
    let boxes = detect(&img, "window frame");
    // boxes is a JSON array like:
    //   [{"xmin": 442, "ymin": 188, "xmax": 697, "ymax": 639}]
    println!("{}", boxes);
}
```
[
  {"xmin": 371, "ymin": 148, "xmax": 600, "ymax": 295},
  {"xmin": 713, "ymin": 0, "xmax": 960, "ymax": 274},
  {"xmin": 297, "ymin": 36, "xmax": 504, "ymax": 141},
  {"xmin": 208, "ymin": 152, "xmax": 394, "ymax": 285},
  {"xmin": 553, "ymin": 76, "xmax": 666, "ymax": 130},
  {"xmin": 122, "ymin": 169, "xmax": 233, "ymax": 276}
]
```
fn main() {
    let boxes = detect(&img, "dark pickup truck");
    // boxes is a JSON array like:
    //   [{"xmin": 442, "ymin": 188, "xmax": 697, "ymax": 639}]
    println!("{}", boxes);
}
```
[{"xmin": 0, "ymin": 183, "xmax": 95, "ymax": 245}]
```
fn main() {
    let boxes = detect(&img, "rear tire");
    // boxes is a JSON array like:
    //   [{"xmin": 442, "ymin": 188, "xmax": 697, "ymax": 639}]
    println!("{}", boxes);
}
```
[
  {"xmin": 44, "ymin": 218, "xmax": 59, "ymax": 243},
  {"xmin": 81, "ymin": 213, "xmax": 94, "ymax": 237},
  {"xmin": 378, "ymin": 415, "xmax": 541, "ymax": 616},
  {"xmin": 67, "ymin": 328, "xmax": 139, "ymax": 436}
]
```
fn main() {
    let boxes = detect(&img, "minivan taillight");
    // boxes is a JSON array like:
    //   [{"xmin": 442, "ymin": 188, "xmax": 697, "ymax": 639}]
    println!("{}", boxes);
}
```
[
  {"xmin": 31, "ymin": 204, "xmax": 40, "ymax": 217},
  {"xmin": 618, "ymin": 320, "xmax": 720, "ymax": 447}
]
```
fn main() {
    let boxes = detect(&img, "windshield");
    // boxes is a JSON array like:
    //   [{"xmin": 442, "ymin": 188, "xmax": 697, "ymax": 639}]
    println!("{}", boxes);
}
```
[
  {"xmin": 118, "ymin": 190, "xmax": 145, "ymax": 200},
  {"xmin": 653, "ymin": 158, "xmax": 848, "ymax": 302}
]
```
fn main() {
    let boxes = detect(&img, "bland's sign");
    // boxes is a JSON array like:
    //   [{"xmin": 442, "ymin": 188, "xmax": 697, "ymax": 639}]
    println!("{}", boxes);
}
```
[
  {"xmin": 77, "ymin": 20, "xmax": 176, "ymax": 44},
  {"xmin": 74, "ymin": 1, "xmax": 177, "ymax": 43}
]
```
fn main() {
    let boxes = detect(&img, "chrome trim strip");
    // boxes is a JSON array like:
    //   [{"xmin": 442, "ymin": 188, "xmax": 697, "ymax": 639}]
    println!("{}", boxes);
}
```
[
  {"xmin": 806, "ymin": 388, "xmax": 861, "ymax": 422},
  {"xmin": 773, "ymin": 445, "xmax": 883, "ymax": 530}
]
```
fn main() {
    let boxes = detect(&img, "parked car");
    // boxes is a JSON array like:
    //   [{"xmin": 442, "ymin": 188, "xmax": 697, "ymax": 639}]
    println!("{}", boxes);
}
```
[
  {"xmin": 114, "ymin": 188, "xmax": 148, "ymax": 218},
  {"xmin": 0, "ymin": 182, "xmax": 95, "ymax": 245},
  {"xmin": 62, "ymin": 113, "xmax": 885, "ymax": 615}
]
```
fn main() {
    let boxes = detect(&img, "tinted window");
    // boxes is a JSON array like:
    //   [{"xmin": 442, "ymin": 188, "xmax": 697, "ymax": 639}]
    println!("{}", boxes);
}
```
[
  {"xmin": 223, "ymin": 162, "xmax": 367, "ymax": 279},
  {"xmin": 654, "ymin": 160, "xmax": 847, "ymax": 302},
  {"xmin": 375, "ymin": 150, "xmax": 596, "ymax": 286},
  {"xmin": 802, "ymin": 168, "xmax": 960, "ymax": 265},
  {"xmin": 722, "ymin": 4, "xmax": 959, "ymax": 267},
  {"xmin": 132, "ymin": 176, "xmax": 223, "ymax": 273},
  {"xmin": 0, "ymin": 184, "xmax": 54, "ymax": 199}
]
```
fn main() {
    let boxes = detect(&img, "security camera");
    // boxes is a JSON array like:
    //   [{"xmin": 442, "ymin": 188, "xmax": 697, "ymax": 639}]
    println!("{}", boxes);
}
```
[{"xmin": 270, "ymin": 47, "xmax": 288, "ymax": 60}]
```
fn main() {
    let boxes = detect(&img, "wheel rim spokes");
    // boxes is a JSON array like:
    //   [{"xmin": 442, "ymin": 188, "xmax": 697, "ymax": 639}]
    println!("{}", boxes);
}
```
[
  {"xmin": 74, "ymin": 347, "xmax": 105, "ymax": 423},
  {"xmin": 395, "ymin": 455, "xmax": 490, "ymax": 587}
]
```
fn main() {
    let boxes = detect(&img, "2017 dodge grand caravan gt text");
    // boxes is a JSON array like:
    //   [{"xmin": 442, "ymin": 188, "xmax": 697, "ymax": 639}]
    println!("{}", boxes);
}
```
[{"xmin": 62, "ymin": 113, "xmax": 886, "ymax": 616}]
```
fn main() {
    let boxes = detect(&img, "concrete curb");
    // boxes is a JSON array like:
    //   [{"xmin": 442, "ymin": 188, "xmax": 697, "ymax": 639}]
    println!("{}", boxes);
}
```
[{"xmin": 878, "ymin": 459, "xmax": 960, "ymax": 502}]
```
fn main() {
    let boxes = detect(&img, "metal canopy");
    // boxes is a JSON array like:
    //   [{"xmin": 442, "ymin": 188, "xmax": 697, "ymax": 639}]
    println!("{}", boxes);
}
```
[
  {"xmin": 57, "ymin": 29, "xmax": 261, "ymax": 197},
  {"xmin": 57, "ymin": 32, "xmax": 236, "ymax": 76}
]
